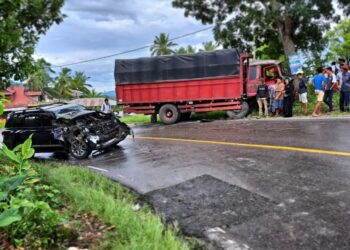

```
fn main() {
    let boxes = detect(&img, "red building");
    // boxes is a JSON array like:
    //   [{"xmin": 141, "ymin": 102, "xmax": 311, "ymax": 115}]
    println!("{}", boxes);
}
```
[{"xmin": 1, "ymin": 86, "xmax": 42, "ymax": 108}]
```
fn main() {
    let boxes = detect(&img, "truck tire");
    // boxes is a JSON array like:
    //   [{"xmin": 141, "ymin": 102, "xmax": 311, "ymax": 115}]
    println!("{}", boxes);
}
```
[
  {"xmin": 227, "ymin": 101, "xmax": 249, "ymax": 119},
  {"xmin": 159, "ymin": 104, "xmax": 180, "ymax": 125}
]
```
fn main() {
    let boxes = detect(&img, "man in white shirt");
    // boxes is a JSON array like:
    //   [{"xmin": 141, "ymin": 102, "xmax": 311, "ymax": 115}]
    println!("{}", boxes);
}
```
[{"xmin": 101, "ymin": 98, "xmax": 112, "ymax": 113}]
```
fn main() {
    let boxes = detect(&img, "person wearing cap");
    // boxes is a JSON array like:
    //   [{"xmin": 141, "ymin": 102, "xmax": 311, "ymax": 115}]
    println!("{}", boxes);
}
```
[
  {"xmin": 340, "ymin": 64, "xmax": 350, "ymax": 111},
  {"xmin": 297, "ymin": 72, "xmax": 308, "ymax": 115},
  {"xmin": 312, "ymin": 67, "xmax": 326, "ymax": 117},
  {"xmin": 323, "ymin": 67, "xmax": 337, "ymax": 112}
]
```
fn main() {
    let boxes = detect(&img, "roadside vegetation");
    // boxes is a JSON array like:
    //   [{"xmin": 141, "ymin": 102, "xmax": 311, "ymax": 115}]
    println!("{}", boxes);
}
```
[
  {"xmin": 0, "ymin": 136, "xmax": 192, "ymax": 249},
  {"xmin": 43, "ymin": 165, "xmax": 191, "ymax": 250}
]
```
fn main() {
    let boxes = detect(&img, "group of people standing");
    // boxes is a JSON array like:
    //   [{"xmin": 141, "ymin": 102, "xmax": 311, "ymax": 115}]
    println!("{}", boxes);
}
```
[
  {"xmin": 256, "ymin": 74, "xmax": 302, "ymax": 118},
  {"xmin": 256, "ymin": 58, "xmax": 350, "ymax": 118}
]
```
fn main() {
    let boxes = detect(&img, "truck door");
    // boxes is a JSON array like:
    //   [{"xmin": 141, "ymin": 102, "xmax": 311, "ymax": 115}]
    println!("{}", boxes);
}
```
[
  {"xmin": 263, "ymin": 65, "xmax": 280, "ymax": 86},
  {"xmin": 246, "ymin": 65, "xmax": 260, "ymax": 97}
]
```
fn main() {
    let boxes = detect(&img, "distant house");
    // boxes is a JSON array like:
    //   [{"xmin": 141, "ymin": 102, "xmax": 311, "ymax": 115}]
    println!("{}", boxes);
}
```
[{"xmin": 0, "ymin": 86, "xmax": 42, "ymax": 109}]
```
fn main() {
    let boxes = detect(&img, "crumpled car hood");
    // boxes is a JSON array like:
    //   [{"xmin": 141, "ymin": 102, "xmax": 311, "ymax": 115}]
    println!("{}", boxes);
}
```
[{"xmin": 55, "ymin": 110, "xmax": 97, "ymax": 120}]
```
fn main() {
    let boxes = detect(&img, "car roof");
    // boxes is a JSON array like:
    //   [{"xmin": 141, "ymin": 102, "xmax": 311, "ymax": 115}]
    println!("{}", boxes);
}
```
[{"xmin": 43, "ymin": 104, "xmax": 84, "ymax": 112}]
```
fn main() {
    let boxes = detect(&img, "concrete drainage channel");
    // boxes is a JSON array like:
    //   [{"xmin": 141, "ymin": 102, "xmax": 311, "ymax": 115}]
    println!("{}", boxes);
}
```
[{"xmin": 143, "ymin": 175, "xmax": 276, "ymax": 250}]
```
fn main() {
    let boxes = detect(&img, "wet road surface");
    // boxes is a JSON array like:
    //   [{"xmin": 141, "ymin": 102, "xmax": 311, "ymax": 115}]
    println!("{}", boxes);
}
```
[{"xmin": 43, "ymin": 117, "xmax": 350, "ymax": 249}]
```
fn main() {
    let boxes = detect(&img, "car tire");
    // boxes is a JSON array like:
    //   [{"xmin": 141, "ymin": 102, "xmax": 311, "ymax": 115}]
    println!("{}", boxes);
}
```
[
  {"xmin": 159, "ymin": 104, "xmax": 180, "ymax": 125},
  {"xmin": 69, "ymin": 139, "xmax": 92, "ymax": 159},
  {"xmin": 227, "ymin": 101, "xmax": 249, "ymax": 119}
]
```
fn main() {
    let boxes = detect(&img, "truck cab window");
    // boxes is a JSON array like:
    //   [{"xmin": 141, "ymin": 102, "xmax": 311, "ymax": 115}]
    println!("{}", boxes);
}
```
[
  {"xmin": 264, "ymin": 66, "xmax": 278, "ymax": 82},
  {"xmin": 249, "ymin": 66, "xmax": 257, "ymax": 80}
]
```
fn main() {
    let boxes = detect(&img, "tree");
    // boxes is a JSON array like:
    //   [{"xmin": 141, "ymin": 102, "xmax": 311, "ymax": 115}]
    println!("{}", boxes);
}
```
[
  {"xmin": 186, "ymin": 45, "xmax": 197, "ymax": 54},
  {"xmin": 26, "ymin": 59, "xmax": 54, "ymax": 92},
  {"xmin": 54, "ymin": 68, "xmax": 74, "ymax": 100},
  {"xmin": 70, "ymin": 72, "xmax": 92, "ymax": 95},
  {"xmin": 200, "ymin": 41, "xmax": 218, "ymax": 52},
  {"xmin": 327, "ymin": 19, "xmax": 350, "ymax": 64},
  {"xmin": 150, "ymin": 33, "xmax": 177, "ymax": 56},
  {"xmin": 172, "ymin": 0, "xmax": 350, "ymax": 59},
  {"xmin": 84, "ymin": 89, "xmax": 103, "ymax": 98},
  {"xmin": 0, "ymin": 0, "xmax": 65, "ymax": 84},
  {"xmin": 175, "ymin": 47, "xmax": 188, "ymax": 54}
]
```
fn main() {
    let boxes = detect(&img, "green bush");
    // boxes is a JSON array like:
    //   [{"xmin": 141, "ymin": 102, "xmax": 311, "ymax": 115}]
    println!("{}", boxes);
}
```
[{"xmin": 0, "ymin": 136, "xmax": 63, "ymax": 249}]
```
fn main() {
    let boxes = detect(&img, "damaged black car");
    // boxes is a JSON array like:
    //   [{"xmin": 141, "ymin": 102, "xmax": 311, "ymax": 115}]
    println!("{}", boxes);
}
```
[{"xmin": 2, "ymin": 104, "xmax": 132, "ymax": 159}]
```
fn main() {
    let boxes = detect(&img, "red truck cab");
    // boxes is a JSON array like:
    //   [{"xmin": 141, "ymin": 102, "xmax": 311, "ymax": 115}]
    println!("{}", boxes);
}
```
[{"xmin": 115, "ymin": 50, "xmax": 283, "ymax": 124}]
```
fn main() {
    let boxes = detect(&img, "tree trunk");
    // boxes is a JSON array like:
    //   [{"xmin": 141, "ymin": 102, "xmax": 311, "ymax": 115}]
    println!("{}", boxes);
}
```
[
  {"xmin": 270, "ymin": 0, "xmax": 296, "ymax": 57},
  {"xmin": 282, "ymin": 35, "xmax": 296, "ymax": 58}
]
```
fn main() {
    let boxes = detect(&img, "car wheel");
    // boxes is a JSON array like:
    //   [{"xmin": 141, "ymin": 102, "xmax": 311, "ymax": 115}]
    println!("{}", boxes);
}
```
[
  {"xmin": 227, "ymin": 101, "xmax": 249, "ymax": 119},
  {"xmin": 159, "ymin": 104, "xmax": 180, "ymax": 125},
  {"xmin": 69, "ymin": 139, "xmax": 92, "ymax": 159}
]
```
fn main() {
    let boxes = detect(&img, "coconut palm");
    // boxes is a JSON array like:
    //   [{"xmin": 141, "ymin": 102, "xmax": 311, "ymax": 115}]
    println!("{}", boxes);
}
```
[
  {"xmin": 200, "ymin": 41, "xmax": 218, "ymax": 52},
  {"xmin": 54, "ymin": 67, "xmax": 74, "ymax": 100},
  {"xmin": 186, "ymin": 45, "xmax": 197, "ymax": 54},
  {"xmin": 150, "ymin": 33, "xmax": 177, "ymax": 56},
  {"xmin": 84, "ymin": 88, "xmax": 103, "ymax": 98},
  {"xmin": 70, "ymin": 71, "xmax": 92, "ymax": 95},
  {"xmin": 175, "ymin": 47, "xmax": 188, "ymax": 54},
  {"xmin": 26, "ymin": 58, "xmax": 54, "ymax": 92}
]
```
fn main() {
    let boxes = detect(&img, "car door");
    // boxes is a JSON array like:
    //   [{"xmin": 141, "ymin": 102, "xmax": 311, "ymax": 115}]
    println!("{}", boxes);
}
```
[
  {"xmin": 19, "ymin": 112, "xmax": 53, "ymax": 147},
  {"xmin": 39, "ymin": 112, "xmax": 57, "ymax": 145}
]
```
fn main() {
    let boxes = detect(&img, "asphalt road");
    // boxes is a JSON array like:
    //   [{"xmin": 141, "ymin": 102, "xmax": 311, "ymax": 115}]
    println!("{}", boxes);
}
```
[{"xmin": 50, "ymin": 117, "xmax": 350, "ymax": 249}]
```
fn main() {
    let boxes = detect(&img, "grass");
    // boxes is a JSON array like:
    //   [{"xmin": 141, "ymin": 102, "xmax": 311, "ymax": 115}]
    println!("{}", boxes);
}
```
[
  {"xmin": 40, "ymin": 164, "xmax": 190, "ymax": 250},
  {"xmin": 120, "ymin": 114, "xmax": 154, "ymax": 124}
]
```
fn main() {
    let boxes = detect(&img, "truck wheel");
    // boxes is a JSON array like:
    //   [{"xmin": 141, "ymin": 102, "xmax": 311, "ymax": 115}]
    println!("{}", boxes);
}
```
[
  {"xmin": 69, "ymin": 139, "xmax": 92, "ymax": 159},
  {"xmin": 159, "ymin": 104, "xmax": 180, "ymax": 125},
  {"xmin": 227, "ymin": 101, "xmax": 249, "ymax": 119}
]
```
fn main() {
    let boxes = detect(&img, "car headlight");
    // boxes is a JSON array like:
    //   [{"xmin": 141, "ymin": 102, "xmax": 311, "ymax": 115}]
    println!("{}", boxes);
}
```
[{"xmin": 88, "ymin": 135, "xmax": 100, "ymax": 144}]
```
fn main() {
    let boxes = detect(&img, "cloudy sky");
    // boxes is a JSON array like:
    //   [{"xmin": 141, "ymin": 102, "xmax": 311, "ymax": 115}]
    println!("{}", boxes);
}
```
[{"xmin": 35, "ymin": 0, "xmax": 214, "ymax": 92}]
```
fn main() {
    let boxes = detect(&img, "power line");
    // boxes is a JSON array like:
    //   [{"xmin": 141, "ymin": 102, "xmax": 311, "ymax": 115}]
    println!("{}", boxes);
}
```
[{"xmin": 51, "ymin": 25, "xmax": 214, "ymax": 68}]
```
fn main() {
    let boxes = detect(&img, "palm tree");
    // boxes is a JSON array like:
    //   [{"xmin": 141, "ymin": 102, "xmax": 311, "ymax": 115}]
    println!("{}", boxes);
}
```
[
  {"xmin": 70, "ymin": 72, "xmax": 92, "ymax": 96},
  {"xmin": 84, "ymin": 88, "xmax": 103, "ymax": 98},
  {"xmin": 150, "ymin": 33, "xmax": 177, "ymax": 56},
  {"xmin": 26, "ymin": 58, "xmax": 54, "ymax": 93},
  {"xmin": 200, "ymin": 41, "xmax": 218, "ymax": 52},
  {"xmin": 175, "ymin": 47, "xmax": 188, "ymax": 55},
  {"xmin": 54, "ymin": 67, "xmax": 74, "ymax": 100},
  {"xmin": 186, "ymin": 45, "xmax": 197, "ymax": 54}
]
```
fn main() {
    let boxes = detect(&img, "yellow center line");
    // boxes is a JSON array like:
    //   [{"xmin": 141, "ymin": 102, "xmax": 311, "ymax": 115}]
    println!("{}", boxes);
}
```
[{"xmin": 135, "ymin": 136, "xmax": 350, "ymax": 157}]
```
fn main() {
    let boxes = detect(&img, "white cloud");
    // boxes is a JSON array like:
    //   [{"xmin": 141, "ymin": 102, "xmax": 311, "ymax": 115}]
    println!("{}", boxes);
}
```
[{"xmin": 35, "ymin": 0, "xmax": 214, "ymax": 92}]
